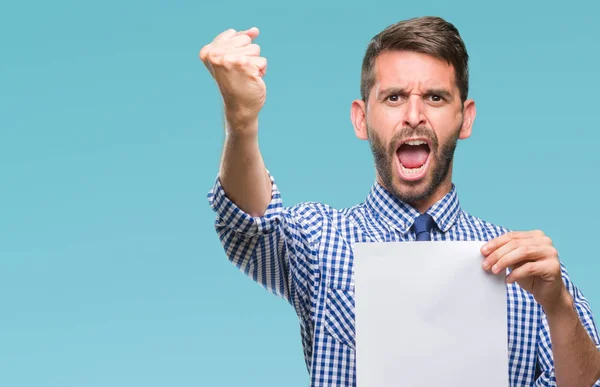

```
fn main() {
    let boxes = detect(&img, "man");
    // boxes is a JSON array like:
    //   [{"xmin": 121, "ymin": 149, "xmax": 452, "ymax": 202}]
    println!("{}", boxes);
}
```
[{"xmin": 200, "ymin": 16, "xmax": 600, "ymax": 386}]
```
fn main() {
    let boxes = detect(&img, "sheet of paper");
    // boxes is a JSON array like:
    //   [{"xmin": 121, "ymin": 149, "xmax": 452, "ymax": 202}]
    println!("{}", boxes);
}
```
[{"xmin": 353, "ymin": 241, "xmax": 508, "ymax": 387}]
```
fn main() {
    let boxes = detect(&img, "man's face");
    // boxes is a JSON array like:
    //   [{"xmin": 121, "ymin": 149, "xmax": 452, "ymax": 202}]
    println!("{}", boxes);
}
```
[{"xmin": 352, "ymin": 51, "xmax": 475, "ymax": 210}]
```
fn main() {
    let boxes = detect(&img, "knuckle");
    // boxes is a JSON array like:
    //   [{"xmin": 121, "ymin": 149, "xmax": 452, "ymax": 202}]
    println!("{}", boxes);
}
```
[
  {"xmin": 236, "ymin": 56, "xmax": 249, "ymax": 66},
  {"xmin": 534, "ymin": 229, "xmax": 545, "ymax": 237},
  {"xmin": 255, "ymin": 57, "xmax": 267, "ymax": 69},
  {"xmin": 223, "ymin": 55, "xmax": 248, "ymax": 68},
  {"xmin": 199, "ymin": 44, "xmax": 211, "ymax": 60},
  {"xmin": 221, "ymin": 54, "xmax": 236, "ymax": 67},
  {"xmin": 525, "ymin": 265, "xmax": 535, "ymax": 275},
  {"xmin": 255, "ymin": 58, "xmax": 266, "ymax": 68},
  {"xmin": 207, "ymin": 49, "xmax": 223, "ymax": 63},
  {"xmin": 240, "ymin": 35, "xmax": 252, "ymax": 45}
]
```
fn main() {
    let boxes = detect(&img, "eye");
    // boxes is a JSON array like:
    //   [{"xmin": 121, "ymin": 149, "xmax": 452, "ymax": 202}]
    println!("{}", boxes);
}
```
[
  {"xmin": 430, "ymin": 95, "xmax": 442, "ymax": 102},
  {"xmin": 388, "ymin": 95, "xmax": 399, "ymax": 102}
]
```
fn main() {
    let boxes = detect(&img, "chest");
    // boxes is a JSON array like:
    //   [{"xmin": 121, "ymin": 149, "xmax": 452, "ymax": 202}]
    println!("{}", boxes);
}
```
[{"xmin": 312, "ymin": 216, "xmax": 539, "ymax": 358}]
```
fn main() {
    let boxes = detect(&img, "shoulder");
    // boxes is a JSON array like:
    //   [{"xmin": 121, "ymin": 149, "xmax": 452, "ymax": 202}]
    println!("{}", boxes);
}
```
[
  {"xmin": 459, "ymin": 210, "xmax": 512, "ymax": 241},
  {"xmin": 286, "ymin": 200, "xmax": 366, "ymax": 221}
]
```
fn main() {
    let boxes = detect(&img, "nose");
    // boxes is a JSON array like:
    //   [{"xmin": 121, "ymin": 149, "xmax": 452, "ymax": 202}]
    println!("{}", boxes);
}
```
[{"xmin": 403, "ymin": 96, "xmax": 426, "ymax": 128}]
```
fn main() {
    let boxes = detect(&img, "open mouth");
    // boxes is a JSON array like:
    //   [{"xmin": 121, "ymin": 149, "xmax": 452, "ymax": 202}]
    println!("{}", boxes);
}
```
[{"xmin": 395, "ymin": 139, "xmax": 431, "ymax": 181}]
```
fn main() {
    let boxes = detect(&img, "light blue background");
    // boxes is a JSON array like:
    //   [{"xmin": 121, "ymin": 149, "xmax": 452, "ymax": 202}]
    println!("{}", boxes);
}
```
[{"xmin": 1, "ymin": 0, "xmax": 599, "ymax": 386}]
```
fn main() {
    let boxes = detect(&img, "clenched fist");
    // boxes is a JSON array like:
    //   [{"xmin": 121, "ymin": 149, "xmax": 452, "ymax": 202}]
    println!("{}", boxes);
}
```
[{"xmin": 200, "ymin": 27, "xmax": 267, "ymax": 133}]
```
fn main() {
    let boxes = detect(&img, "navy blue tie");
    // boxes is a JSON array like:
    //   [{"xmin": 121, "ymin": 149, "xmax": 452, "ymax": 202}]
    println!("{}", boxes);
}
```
[{"xmin": 413, "ymin": 213, "xmax": 435, "ymax": 241}]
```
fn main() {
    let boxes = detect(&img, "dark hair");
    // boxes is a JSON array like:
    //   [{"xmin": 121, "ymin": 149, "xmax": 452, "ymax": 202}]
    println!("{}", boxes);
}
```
[{"xmin": 360, "ymin": 16, "xmax": 469, "ymax": 103}]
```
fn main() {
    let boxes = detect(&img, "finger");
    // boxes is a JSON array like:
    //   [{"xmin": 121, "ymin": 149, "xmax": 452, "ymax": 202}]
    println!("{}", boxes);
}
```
[
  {"xmin": 238, "ymin": 27, "xmax": 259, "ymax": 39},
  {"xmin": 219, "ymin": 55, "xmax": 266, "ymax": 77},
  {"xmin": 248, "ymin": 56, "xmax": 267, "ymax": 77},
  {"xmin": 492, "ymin": 244, "xmax": 557, "ymax": 274},
  {"xmin": 505, "ymin": 260, "xmax": 560, "ymax": 284},
  {"xmin": 234, "ymin": 44, "xmax": 261, "ymax": 57},
  {"xmin": 202, "ymin": 42, "xmax": 259, "ymax": 66},
  {"xmin": 199, "ymin": 45, "xmax": 217, "ymax": 76},
  {"xmin": 213, "ymin": 28, "xmax": 238, "ymax": 44},
  {"xmin": 199, "ymin": 44, "xmax": 211, "ymax": 62},
  {"xmin": 224, "ymin": 34, "xmax": 253, "ymax": 48},
  {"xmin": 481, "ymin": 230, "xmax": 545, "ymax": 256},
  {"xmin": 260, "ymin": 61, "xmax": 267, "ymax": 76},
  {"xmin": 482, "ymin": 237, "xmax": 540, "ymax": 271}
]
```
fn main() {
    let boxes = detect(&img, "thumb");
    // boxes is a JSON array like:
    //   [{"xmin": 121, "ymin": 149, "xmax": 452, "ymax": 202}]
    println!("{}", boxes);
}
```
[
  {"xmin": 239, "ymin": 27, "xmax": 260, "ymax": 39},
  {"xmin": 249, "ymin": 57, "xmax": 267, "ymax": 77}
]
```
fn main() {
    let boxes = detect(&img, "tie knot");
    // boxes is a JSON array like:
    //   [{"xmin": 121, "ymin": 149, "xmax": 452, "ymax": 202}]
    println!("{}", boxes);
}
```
[{"xmin": 413, "ymin": 213, "xmax": 435, "ymax": 241}]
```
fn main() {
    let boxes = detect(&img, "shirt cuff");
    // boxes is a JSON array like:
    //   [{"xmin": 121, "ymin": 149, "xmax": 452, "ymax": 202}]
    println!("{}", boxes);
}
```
[{"xmin": 206, "ymin": 170, "xmax": 284, "ymax": 236}]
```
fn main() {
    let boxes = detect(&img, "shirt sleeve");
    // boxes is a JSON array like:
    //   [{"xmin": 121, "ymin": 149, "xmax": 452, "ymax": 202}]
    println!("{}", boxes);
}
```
[
  {"xmin": 206, "ymin": 171, "xmax": 322, "ymax": 306},
  {"xmin": 534, "ymin": 263, "xmax": 600, "ymax": 386}
]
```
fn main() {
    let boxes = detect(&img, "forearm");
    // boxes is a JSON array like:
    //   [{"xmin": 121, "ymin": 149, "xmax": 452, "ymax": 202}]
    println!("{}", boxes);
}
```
[
  {"xmin": 546, "ymin": 289, "xmax": 600, "ymax": 386},
  {"xmin": 219, "ymin": 117, "xmax": 271, "ymax": 217}
]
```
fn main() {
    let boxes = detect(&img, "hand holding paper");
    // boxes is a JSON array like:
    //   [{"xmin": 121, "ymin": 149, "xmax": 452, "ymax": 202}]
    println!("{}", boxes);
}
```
[{"xmin": 480, "ymin": 230, "xmax": 569, "ymax": 313}]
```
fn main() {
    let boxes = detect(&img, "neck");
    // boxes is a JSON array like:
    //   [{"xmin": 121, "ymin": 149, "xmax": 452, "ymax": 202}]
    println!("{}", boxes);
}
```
[{"xmin": 412, "ymin": 179, "xmax": 453, "ymax": 214}]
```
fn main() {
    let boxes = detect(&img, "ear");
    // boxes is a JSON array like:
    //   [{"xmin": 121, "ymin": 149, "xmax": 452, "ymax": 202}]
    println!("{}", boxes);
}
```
[
  {"xmin": 351, "ymin": 99, "xmax": 368, "ymax": 140},
  {"xmin": 458, "ymin": 99, "xmax": 476, "ymax": 140}
]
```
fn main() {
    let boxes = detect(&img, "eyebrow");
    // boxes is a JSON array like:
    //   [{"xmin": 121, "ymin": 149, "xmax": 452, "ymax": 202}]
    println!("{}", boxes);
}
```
[{"xmin": 377, "ymin": 87, "xmax": 453, "ymax": 101}]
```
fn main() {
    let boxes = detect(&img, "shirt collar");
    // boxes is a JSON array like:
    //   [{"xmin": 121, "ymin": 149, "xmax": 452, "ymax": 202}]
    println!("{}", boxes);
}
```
[{"xmin": 365, "ymin": 181, "xmax": 462, "ymax": 235}]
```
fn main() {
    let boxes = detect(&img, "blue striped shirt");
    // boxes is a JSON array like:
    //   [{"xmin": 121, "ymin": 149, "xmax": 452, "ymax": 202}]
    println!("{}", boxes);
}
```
[{"xmin": 208, "ymin": 172, "xmax": 600, "ymax": 386}]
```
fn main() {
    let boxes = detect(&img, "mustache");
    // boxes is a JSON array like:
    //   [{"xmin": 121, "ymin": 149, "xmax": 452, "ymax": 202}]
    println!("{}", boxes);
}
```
[{"xmin": 388, "ymin": 127, "xmax": 439, "ymax": 155}]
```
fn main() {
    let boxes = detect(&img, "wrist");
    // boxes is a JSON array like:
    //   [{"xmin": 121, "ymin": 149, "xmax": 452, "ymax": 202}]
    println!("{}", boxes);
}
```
[
  {"xmin": 224, "ymin": 108, "xmax": 259, "ymax": 134},
  {"xmin": 542, "ymin": 287, "xmax": 574, "ymax": 317}
]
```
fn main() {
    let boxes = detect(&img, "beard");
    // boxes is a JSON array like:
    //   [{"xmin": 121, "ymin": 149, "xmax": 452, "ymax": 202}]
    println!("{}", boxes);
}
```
[{"xmin": 368, "ymin": 123, "xmax": 461, "ymax": 206}]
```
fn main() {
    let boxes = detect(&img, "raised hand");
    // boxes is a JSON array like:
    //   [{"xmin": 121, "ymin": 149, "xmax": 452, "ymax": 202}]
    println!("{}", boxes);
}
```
[{"xmin": 200, "ymin": 27, "xmax": 267, "ymax": 133}]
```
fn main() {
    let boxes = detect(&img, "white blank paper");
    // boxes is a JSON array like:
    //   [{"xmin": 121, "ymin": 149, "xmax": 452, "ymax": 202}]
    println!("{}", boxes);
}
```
[{"xmin": 353, "ymin": 241, "xmax": 508, "ymax": 387}]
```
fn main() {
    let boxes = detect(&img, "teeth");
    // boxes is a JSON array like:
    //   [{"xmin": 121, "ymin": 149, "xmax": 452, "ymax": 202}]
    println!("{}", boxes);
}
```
[
  {"xmin": 405, "ymin": 140, "xmax": 427, "ymax": 146},
  {"xmin": 400, "ymin": 163, "xmax": 426, "ymax": 175}
]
